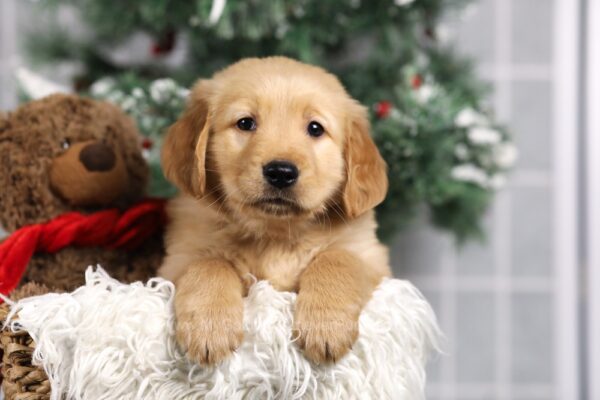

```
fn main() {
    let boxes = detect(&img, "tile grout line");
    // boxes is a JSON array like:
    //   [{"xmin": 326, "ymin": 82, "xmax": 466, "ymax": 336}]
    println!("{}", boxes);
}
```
[
  {"xmin": 444, "ymin": 236, "xmax": 458, "ymax": 400},
  {"xmin": 411, "ymin": 276, "xmax": 554, "ymax": 292},
  {"xmin": 436, "ymin": 234, "xmax": 452, "ymax": 400},
  {"xmin": 494, "ymin": 0, "xmax": 513, "ymax": 398},
  {"xmin": 427, "ymin": 382, "xmax": 554, "ymax": 399},
  {"xmin": 496, "ymin": 193, "xmax": 513, "ymax": 400}
]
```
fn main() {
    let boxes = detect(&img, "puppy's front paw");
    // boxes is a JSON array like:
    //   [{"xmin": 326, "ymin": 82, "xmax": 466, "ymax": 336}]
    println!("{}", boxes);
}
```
[
  {"xmin": 175, "ymin": 303, "xmax": 244, "ymax": 365},
  {"xmin": 293, "ymin": 295, "xmax": 359, "ymax": 364}
]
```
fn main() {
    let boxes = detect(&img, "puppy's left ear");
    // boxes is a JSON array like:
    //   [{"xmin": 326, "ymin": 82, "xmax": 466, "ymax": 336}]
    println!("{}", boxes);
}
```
[{"xmin": 342, "ymin": 103, "xmax": 388, "ymax": 218}]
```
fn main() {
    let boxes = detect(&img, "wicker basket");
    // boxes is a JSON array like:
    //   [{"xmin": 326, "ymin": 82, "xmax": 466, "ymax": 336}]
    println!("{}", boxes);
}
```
[{"xmin": 0, "ymin": 284, "xmax": 51, "ymax": 400}]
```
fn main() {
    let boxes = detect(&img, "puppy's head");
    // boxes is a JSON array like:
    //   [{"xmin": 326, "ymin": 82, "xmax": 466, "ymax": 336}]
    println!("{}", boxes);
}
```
[{"xmin": 162, "ymin": 57, "xmax": 387, "ymax": 222}]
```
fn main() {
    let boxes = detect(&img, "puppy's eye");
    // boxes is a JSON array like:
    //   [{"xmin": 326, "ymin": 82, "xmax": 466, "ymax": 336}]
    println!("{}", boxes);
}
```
[
  {"xmin": 307, "ymin": 121, "xmax": 325, "ymax": 138},
  {"xmin": 61, "ymin": 138, "xmax": 71, "ymax": 149},
  {"xmin": 236, "ymin": 117, "xmax": 257, "ymax": 131}
]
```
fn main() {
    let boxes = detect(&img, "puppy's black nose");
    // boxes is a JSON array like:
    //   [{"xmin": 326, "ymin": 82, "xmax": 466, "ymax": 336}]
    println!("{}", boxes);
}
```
[
  {"xmin": 263, "ymin": 160, "xmax": 299, "ymax": 189},
  {"xmin": 79, "ymin": 142, "xmax": 116, "ymax": 172}
]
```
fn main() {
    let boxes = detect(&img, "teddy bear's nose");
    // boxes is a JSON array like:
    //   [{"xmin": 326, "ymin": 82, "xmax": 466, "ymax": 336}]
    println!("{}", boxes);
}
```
[{"xmin": 79, "ymin": 142, "xmax": 116, "ymax": 172}]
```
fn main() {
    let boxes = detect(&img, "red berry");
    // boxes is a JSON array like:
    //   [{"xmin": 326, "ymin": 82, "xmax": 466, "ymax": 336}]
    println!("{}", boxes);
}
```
[
  {"xmin": 151, "ymin": 29, "xmax": 176, "ymax": 57},
  {"xmin": 142, "ymin": 138, "xmax": 153, "ymax": 149},
  {"xmin": 150, "ymin": 43, "xmax": 162, "ymax": 56},
  {"xmin": 411, "ymin": 74, "xmax": 423, "ymax": 89},
  {"xmin": 375, "ymin": 101, "xmax": 392, "ymax": 119}
]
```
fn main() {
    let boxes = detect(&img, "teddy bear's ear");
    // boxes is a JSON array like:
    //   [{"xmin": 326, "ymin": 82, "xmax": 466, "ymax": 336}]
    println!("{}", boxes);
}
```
[
  {"xmin": 0, "ymin": 111, "xmax": 9, "ymax": 132},
  {"xmin": 0, "ymin": 112, "xmax": 13, "ymax": 233},
  {"xmin": 0, "ymin": 108, "xmax": 68, "ymax": 231}
]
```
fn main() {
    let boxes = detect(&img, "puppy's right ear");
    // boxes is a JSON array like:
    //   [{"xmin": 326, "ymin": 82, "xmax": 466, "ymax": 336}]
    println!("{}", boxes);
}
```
[{"xmin": 161, "ymin": 80, "xmax": 212, "ymax": 197}]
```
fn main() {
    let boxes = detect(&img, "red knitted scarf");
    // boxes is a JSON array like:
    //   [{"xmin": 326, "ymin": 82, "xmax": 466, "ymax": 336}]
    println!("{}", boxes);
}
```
[{"xmin": 0, "ymin": 198, "xmax": 167, "ymax": 295}]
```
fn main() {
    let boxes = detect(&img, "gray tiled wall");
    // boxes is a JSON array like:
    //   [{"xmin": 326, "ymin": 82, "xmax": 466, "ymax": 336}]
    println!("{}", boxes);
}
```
[{"xmin": 391, "ymin": 0, "xmax": 558, "ymax": 399}]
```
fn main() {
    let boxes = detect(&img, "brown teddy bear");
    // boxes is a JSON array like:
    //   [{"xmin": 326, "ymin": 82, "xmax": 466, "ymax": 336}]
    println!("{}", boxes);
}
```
[{"xmin": 0, "ymin": 93, "xmax": 164, "ymax": 293}]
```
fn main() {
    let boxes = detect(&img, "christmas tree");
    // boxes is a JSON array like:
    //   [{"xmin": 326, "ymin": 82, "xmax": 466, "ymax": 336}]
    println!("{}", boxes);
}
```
[{"xmin": 22, "ymin": 0, "xmax": 516, "ymax": 241}]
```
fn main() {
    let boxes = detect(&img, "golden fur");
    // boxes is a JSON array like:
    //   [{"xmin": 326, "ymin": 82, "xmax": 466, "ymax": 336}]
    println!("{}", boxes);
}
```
[{"xmin": 159, "ymin": 57, "xmax": 391, "ymax": 365}]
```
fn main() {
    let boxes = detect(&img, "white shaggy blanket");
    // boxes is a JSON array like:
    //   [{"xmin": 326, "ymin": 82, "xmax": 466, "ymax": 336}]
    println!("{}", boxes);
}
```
[{"xmin": 5, "ymin": 268, "xmax": 441, "ymax": 400}]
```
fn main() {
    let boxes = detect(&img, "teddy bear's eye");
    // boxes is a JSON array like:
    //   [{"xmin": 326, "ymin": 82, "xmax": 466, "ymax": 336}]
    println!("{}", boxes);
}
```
[{"xmin": 61, "ymin": 138, "xmax": 71, "ymax": 150}]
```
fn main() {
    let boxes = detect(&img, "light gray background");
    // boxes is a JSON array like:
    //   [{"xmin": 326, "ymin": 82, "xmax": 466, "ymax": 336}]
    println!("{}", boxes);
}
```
[
  {"xmin": 0, "ymin": 1, "xmax": 559, "ymax": 399},
  {"xmin": 394, "ymin": 1, "xmax": 557, "ymax": 399}
]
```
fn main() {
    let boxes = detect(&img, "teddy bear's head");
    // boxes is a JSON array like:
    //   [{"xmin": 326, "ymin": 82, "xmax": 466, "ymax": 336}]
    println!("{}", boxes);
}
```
[{"xmin": 0, "ymin": 94, "xmax": 148, "ymax": 231}]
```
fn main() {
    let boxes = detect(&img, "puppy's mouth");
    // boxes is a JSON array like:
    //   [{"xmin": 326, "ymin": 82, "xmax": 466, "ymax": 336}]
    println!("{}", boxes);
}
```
[{"xmin": 250, "ymin": 196, "xmax": 305, "ymax": 216}]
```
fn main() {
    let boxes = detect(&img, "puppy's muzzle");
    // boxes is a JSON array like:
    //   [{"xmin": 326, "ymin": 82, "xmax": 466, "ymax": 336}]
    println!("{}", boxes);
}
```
[{"xmin": 263, "ymin": 160, "xmax": 299, "ymax": 189}]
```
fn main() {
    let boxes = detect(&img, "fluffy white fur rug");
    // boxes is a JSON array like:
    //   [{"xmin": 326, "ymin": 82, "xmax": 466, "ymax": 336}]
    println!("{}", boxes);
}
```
[{"xmin": 5, "ymin": 268, "xmax": 441, "ymax": 400}]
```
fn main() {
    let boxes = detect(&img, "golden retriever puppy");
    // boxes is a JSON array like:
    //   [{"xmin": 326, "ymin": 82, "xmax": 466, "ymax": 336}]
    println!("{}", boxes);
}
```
[{"xmin": 159, "ymin": 56, "xmax": 391, "ymax": 365}]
